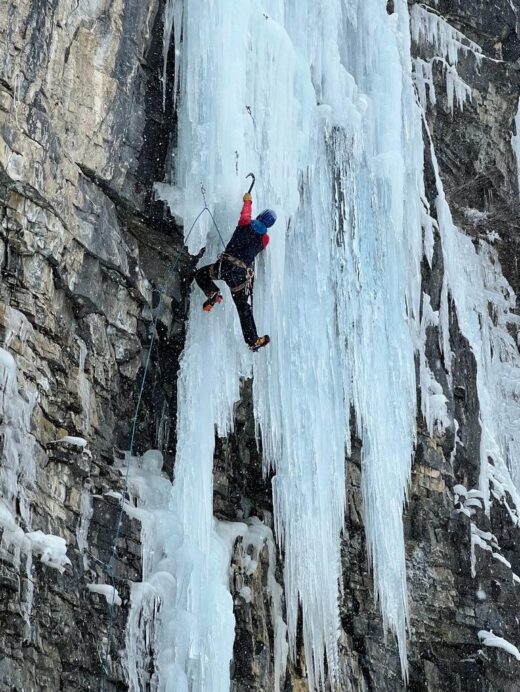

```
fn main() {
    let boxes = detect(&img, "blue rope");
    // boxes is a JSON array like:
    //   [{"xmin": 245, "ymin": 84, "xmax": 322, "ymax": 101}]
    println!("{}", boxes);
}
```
[{"xmin": 100, "ymin": 200, "xmax": 226, "ymax": 688}]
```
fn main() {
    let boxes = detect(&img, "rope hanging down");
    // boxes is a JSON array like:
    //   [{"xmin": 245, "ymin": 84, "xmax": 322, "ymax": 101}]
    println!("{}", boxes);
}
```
[{"xmin": 100, "ymin": 187, "xmax": 226, "ymax": 689}]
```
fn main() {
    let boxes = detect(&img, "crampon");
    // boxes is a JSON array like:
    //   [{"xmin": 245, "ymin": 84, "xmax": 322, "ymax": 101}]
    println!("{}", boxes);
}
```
[{"xmin": 249, "ymin": 335, "xmax": 270, "ymax": 352}]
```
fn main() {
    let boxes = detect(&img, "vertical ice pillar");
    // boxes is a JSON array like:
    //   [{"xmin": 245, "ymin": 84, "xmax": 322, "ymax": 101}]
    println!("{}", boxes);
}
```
[
  {"xmin": 0, "ymin": 307, "xmax": 38, "ymax": 635},
  {"xmin": 512, "ymin": 98, "xmax": 520, "ymax": 198},
  {"xmin": 164, "ymin": 0, "xmax": 424, "ymax": 686}
]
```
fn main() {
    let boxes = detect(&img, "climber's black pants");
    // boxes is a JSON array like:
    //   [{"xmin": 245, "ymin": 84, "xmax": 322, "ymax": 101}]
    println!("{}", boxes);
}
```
[{"xmin": 195, "ymin": 262, "xmax": 258, "ymax": 347}]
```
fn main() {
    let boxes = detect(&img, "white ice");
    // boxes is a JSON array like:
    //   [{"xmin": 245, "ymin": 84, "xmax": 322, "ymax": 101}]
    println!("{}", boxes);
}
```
[
  {"xmin": 427, "ymin": 129, "xmax": 520, "ymax": 518},
  {"xmin": 411, "ymin": 3, "xmax": 482, "ymax": 112},
  {"xmin": 26, "ymin": 530, "xmax": 71, "ymax": 573},
  {"xmin": 122, "ymin": 451, "xmax": 287, "ymax": 692},
  {"xmin": 88, "ymin": 583, "xmax": 122, "ymax": 606},
  {"xmin": 157, "ymin": 0, "xmax": 426, "ymax": 686},
  {"xmin": 0, "ymin": 307, "xmax": 39, "ymax": 633},
  {"xmin": 76, "ymin": 337, "xmax": 92, "ymax": 433},
  {"xmin": 478, "ymin": 630, "xmax": 520, "ymax": 661},
  {"xmin": 512, "ymin": 98, "xmax": 520, "ymax": 198},
  {"xmin": 76, "ymin": 479, "xmax": 94, "ymax": 570}
]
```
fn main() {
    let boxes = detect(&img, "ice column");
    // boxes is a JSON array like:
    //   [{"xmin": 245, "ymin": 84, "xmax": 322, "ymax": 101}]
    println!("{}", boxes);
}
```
[
  {"xmin": 0, "ymin": 307, "xmax": 38, "ymax": 633},
  {"xmin": 512, "ymin": 98, "xmax": 520, "ymax": 198},
  {"xmin": 427, "ymin": 131, "xmax": 520, "ymax": 512},
  {"xmin": 163, "ymin": 0, "xmax": 424, "ymax": 686}
]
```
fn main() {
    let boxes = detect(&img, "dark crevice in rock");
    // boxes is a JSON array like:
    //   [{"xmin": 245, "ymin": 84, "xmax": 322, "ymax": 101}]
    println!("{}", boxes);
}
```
[{"xmin": 77, "ymin": 162, "xmax": 181, "ymax": 244}]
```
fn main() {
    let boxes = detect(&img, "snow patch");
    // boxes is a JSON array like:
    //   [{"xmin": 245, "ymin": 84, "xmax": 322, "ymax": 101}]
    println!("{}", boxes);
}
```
[
  {"xmin": 478, "ymin": 630, "xmax": 520, "ymax": 661},
  {"xmin": 26, "ymin": 531, "xmax": 71, "ymax": 573},
  {"xmin": 55, "ymin": 435, "xmax": 88, "ymax": 448},
  {"xmin": 88, "ymin": 583, "xmax": 122, "ymax": 606}
]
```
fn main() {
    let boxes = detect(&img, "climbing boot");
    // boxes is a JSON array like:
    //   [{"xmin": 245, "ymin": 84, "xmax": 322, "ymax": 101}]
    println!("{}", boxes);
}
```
[
  {"xmin": 202, "ymin": 292, "xmax": 223, "ymax": 312},
  {"xmin": 249, "ymin": 335, "xmax": 270, "ymax": 352}
]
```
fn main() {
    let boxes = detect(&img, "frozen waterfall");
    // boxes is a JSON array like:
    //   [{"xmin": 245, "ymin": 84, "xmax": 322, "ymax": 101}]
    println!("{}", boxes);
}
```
[
  {"xmin": 121, "ymin": 0, "xmax": 520, "ymax": 689},
  {"xmin": 154, "ymin": 0, "xmax": 423, "ymax": 687}
]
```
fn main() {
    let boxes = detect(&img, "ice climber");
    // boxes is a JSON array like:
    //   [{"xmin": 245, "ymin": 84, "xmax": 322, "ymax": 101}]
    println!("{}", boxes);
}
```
[{"xmin": 195, "ymin": 191, "xmax": 276, "ymax": 352}]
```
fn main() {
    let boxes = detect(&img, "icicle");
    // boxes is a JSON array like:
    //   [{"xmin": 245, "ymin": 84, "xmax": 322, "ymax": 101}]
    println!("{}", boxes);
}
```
[
  {"xmin": 413, "ymin": 58, "xmax": 436, "ymax": 109},
  {"xmin": 512, "ymin": 98, "xmax": 520, "ymax": 198},
  {"xmin": 411, "ymin": 4, "xmax": 482, "ymax": 113},
  {"xmin": 411, "ymin": 4, "xmax": 483, "ymax": 65},
  {"xmin": 162, "ymin": 0, "xmax": 176, "ymax": 111},
  {"xmin": 426, "ymin": 125, "xmax": 520, "ymax": 518},
  {"xmin": 76, "ymin": 479, "xmax": 93, "ymax": 571},
  {"xmin": 76, "ymin": 337, "xmax": 91, "ymax": 432}
]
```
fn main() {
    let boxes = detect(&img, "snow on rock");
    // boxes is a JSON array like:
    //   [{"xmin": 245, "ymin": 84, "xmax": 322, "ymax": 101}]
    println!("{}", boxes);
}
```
[
  {"xmin": 470, "ymin": 524, "xmax": 499, "ymax": 577},
  {"xmin": 26, "ymin": 531, "xmax": 71, "ymax": 573},
  {"xmin": 49, "ymin": 435, "xmax": 92, "ymax": 460},
  {"xmin": 453, "ymin": 484, "xmax": 468, "ymax": 498},
  {"xmin": 492, "ymin": 552, "xmax": 512, "ymax": 569},
  {"xmin": 88, "ymin": 583, "xmax": 122, "ymax": 607},
  {"xmin": 54, "ymin": 435, "xmax": 88, "ymax": 448},
  {"xmin": 239, "ymin": 586, "xmax": 252, "ymax": 603},
  {"xmin": 478, "ymin": 630, "xmax": 520, "ymax": 661}
]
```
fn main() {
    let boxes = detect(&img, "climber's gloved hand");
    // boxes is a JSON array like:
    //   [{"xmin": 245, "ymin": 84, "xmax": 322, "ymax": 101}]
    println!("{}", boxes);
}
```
[{"xmin": 243, "ymin": 192, "xmax": 252, "ymax": 202}]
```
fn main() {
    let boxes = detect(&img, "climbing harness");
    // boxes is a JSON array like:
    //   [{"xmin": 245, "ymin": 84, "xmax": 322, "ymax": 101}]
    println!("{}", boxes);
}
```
[
  {"xmin": 100, "ymin": 184, "xmax": 227, "ymax": 690},
  {"xmin": 217, "ymin": 253, "xmax": 255, "ymax": 294}
]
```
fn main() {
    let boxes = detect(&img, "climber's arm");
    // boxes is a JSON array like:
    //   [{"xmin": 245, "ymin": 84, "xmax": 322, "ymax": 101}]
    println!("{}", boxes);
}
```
[{"xmin": 238, "ymin": 192, "xmax": 253, "ymax": 226}]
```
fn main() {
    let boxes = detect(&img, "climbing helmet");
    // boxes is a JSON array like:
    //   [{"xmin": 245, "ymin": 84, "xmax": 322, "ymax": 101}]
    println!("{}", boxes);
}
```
[{"xmin": 257, "ymin": 209, "xmax": 277, "ymax": 228}]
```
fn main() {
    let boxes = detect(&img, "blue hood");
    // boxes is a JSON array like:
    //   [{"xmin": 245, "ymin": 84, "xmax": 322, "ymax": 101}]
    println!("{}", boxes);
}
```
[{"xmin": 251, "ymin": 219, "xmax": 268, "ymax": 235}]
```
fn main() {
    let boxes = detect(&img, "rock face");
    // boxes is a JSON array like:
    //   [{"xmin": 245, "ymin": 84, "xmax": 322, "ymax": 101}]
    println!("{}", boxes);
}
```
[
  {"xmin": 1, "ymin": 1, "xmax": 520, "ymax": 691},
  {"xmin": 0, "ymin": 1, "xmax": 190, "ymax": 689}
]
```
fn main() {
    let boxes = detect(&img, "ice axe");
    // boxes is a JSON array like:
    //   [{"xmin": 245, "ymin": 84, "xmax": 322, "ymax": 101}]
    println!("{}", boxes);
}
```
[{"xmin": 246, "ymin": 172, "xmax": 256, "ymax": 194}]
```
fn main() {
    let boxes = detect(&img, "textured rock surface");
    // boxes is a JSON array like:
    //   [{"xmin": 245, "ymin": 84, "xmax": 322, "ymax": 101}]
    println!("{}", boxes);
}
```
[
  {"xmin": 0, "ymin": 1, "xmax": 189, "ymax": 689},
  {"xmin": 1, "ymin": 1, "xmax": 520, "ymax": 691}
]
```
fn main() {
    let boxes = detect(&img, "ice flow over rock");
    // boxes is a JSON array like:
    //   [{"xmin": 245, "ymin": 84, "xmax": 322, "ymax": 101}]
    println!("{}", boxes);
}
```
[
  {"xmin": 154, "ymin": 0, "xmax": 425, "ymax": 687},
  {"xmin": 134, "ymin": 0, "xmax": 520, "ymax": 689}
]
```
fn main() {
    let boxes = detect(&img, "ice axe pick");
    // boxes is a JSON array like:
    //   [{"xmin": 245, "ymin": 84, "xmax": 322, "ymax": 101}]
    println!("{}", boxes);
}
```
[{"xmin": 246, "ymin": 172, "xmax": 256, "ymax": 194}]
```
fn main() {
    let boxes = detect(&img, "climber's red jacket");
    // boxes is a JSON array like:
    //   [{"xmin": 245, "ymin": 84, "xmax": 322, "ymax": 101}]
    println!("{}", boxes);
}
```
[{"xmin": 223, "ymin": 200, "xmax": 270, "ymax": 268}]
